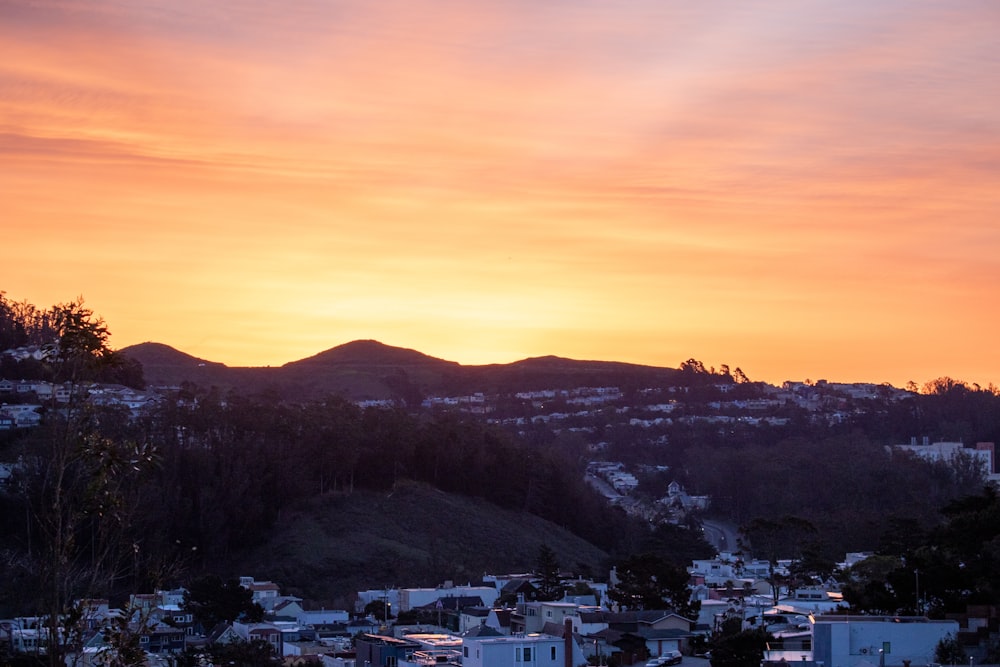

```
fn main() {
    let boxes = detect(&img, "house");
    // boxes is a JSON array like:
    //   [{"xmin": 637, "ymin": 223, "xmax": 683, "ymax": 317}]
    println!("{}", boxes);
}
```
[
  {"xmin": 499, "ymin": 579, "xmax": 539, "ymax": 605},
  {"xmin": 239, "ymin": 577, "xmax": 281, "ymax": 609},
  {"xmin": 271, "ymin": 599, "xmax": 306, "ymax": 620},
  {"xmin": 129, "ymin": 593, "xmax": 159, "ymax": 612},
  {"xmin": 461, "ymin": 620, "xmax": 586, "ymax": 667},
  {"xmin": 354, "ymin": 633, "xmax": 421, "ymax": 667},
  {"xmin": 574, "ymin": 610, "xmax": 697, "ymax": 659},
  {"xmin": 233, "ymin": 621, "xmax": 283, "ymax": 655},
  {"xmin": 0, "ymin": 620, "xmax": 46, "ymax": 654},
  {"xmin": 414, "ymin": 595, "xmax": 485, "ymax": 630},
  {"xmin": 398, "ymin": 585, "xmax": 499, "ymax": 612},
  {"xmin": 398, "ymin": 632, "xmax": 463, "ymax": 660},
  {"xmin": 0, "ymin": 404, "xmax": 42, "ymax": 428},
  {"xmin": 298, "ymin": 609, "xmax": 350, "ymax": 627},
  {"xmin": 150, "ymin": 605, "xmax": 196, "ymax": 636},
  {"xmin": 460, "ymin": 607, "xmax": 492, "ymax": 633},
  {"xmin": 140, "ymin": 621, "xmax": 186, "ymax": 654},
  {"xmin": 511, "ymin": 601, "xmax": 579, "ymax": 635},
  {"xmin": 205, "ymin": 622, "xmax": 242, "ymax": 646}
]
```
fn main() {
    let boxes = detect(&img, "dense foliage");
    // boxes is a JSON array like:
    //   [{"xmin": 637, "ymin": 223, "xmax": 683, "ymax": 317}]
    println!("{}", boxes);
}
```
[
  {"xmin": 841, "ymin": 485, "xmax": 1000, "ymax": 617},
  {"xmin": 0, "ymin": 293, "xmax": 144, "ymax": 388},
  {"xmin": 0, "ymin": 382, "xmax": 651, "ymax": 613}
]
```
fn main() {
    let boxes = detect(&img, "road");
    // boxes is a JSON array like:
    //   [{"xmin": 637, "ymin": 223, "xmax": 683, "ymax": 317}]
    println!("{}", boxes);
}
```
[
  {"xmin": 585, "ymin": 473, "xmax": 622, "ymax": 501},
  {"xmin": 700, "ymin": 519, "xmax": 740, "ymax": 555}
]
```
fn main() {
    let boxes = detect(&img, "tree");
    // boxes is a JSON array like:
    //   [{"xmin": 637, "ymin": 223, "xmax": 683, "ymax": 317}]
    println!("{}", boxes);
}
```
[
  {"xmin": 709, "ymin": 628, "xmax": 772, "ymax": 667},
  {"xmin": 934, "ymin": 634, "xmax": 966, "ymax": 665},
  {"xmin": 363, "ymin": 600, "xmax": 393, "ymax": 621},
  {"xmin": 207, "ymin": 639, "xmax": 281, "ymax": 667},
  {"xmin": 740, "ymin": 516, "xmax": 817, "ymax": 605},
  {"xmin": 840, "ymin": 554, "xmax": 907, "ymax": 615},
  {"xmin": 182, "ymin": 576, "xmax": 263, "ymax": 631},
  {"xmin": 19, "ymin": 299, "xmax": 157, "ymax": 667},
  {"xmin": 607, "ymin": 554, "xmax": 699, "ymax": 619},
  {"xmin": 912, "ymin": 485, "xmax": 1000, "ymax": 614},
  {"xmin": 94, "ymin": 603, "xmax": 149, "ymax": 667},
  {"xmin": 535, "ymin": 545, "xmax": 564, "ymax": 601}
]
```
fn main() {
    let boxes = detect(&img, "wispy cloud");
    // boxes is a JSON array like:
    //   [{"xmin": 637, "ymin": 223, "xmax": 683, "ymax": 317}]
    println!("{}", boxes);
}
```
[{"xmin": 2, "ymin": 0, "xmax": 998, "ymax": 385}]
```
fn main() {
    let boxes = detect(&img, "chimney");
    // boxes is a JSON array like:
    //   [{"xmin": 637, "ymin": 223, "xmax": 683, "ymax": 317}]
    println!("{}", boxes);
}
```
[{"xmin": 564, "ymin": 618, "xmax": 574, "ymax": 667}]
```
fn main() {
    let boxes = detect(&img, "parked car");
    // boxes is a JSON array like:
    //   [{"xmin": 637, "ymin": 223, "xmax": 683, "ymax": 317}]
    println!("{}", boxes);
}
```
[
  {"xmin": 661, "ymin": 650, "xmax": 683, "ymax": 665},
  {"xmin": 647, "ymin": 650, "xmax": 683, "ymax": 667}
]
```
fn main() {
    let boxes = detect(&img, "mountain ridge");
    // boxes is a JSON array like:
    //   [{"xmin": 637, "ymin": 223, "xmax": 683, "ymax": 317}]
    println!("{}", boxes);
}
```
[{"xmin": 121, "ymin": 339, "xmax": 686, "ymax": 401}]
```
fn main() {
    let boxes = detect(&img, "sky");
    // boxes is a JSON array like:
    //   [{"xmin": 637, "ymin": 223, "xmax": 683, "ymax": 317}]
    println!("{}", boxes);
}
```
[{"xmin": 2, "ymin": 0, "xmax": 999, "ymax": 389}]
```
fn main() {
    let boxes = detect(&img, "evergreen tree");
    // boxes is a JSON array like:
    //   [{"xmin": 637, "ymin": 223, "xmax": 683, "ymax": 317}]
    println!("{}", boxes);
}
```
[{"xmin": 535, "ymin": 544, "xmax": 564, "ymax": 601}]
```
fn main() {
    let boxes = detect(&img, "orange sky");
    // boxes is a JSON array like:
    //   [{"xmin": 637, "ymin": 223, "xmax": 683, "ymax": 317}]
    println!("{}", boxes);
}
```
[{"xmin": 3, "ymin": 0, "xmax": 999, "ymax": 389}]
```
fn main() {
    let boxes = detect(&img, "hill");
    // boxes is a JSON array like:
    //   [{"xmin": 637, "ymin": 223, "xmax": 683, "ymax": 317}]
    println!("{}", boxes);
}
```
[
  {"xmin": 225, "ymin": 480, "xmax": 610, "ymax": 606},
  {"xmin": 121, "ymin": 340, "xmax": 684, "ymax": 401}
]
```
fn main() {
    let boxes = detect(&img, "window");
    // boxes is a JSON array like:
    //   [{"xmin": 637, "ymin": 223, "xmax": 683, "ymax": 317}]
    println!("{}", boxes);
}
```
[
  {"xmin": 386, "ymin": 657, "xmax": 397, "ymax": 667},
  {"xmin": 517, "ymin": 648, "xmax": 522, "ymax": 661},
  {"xmin": 524, "ymin": 648, "xmax": 532, "ymax": 661},
  {"xmin": 464, "ymin": 647, "xmax": 469, "ymax": 658},
  {"xmin": 551, "ymin": 647, "xmax": 557, "ymax": 660}
]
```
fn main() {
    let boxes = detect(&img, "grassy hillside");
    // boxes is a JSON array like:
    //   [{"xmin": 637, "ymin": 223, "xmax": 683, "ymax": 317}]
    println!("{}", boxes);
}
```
[{"xmin": 227, "ymin": 480, "xmax": 610, "ymax": 607}]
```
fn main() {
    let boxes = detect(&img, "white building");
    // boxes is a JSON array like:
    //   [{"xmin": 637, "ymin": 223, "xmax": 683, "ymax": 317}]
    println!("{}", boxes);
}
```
[
  {"xmin": 299, "ymin": 609, "xmax": 349, "ymax": 626},
  {"xmin": 461, "ymin": 626, "xmax": 586, "ymax": 667},
  {"xmin": 892, "ymin": 440, "xmax": 997, "ymax": 481},
  {"xmin": 812, "ymin": 615, "xmax": 959, "ymax": 667}
]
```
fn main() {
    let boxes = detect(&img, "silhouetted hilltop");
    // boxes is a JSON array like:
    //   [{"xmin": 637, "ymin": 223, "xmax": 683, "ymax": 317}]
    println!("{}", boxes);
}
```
[
  {"xmin": 125, "ymin": 342, "xmax": 225, "ymax": 369},
  {"xmin": 121, "ymin": 339, "xmax": 686, "ymax": 402},
  {"xmin": 284, "ymin": 339, "xmax": 459, "ymax": 369}
]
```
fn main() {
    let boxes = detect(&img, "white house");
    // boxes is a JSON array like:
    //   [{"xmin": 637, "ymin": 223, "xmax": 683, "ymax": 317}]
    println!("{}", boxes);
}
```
[
  {"xmin": 811, "ymin": 615, "xmax": 959, "ymax": 667},
  {"xmin": 461, "ymin": 623, "xmax": 586, "ymax": 667},
  {"xmin": 240, "ymin": 577, "xmax": 281, "ymax": 609},
  {"xmin": 299, "ymin": 609, "xmax": 349, "ymax": 626}
]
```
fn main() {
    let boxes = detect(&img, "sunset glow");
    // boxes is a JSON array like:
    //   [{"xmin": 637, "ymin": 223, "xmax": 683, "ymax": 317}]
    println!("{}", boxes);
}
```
[{"xmin": 3, "ymin": 0, "xmax": 999, "ymax": 388}]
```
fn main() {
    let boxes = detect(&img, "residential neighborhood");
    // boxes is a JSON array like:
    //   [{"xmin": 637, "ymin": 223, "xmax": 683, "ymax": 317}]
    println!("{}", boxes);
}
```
[{"xmin": 3, "ymin": 552, "xmax": 997, "ymax": 667}]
